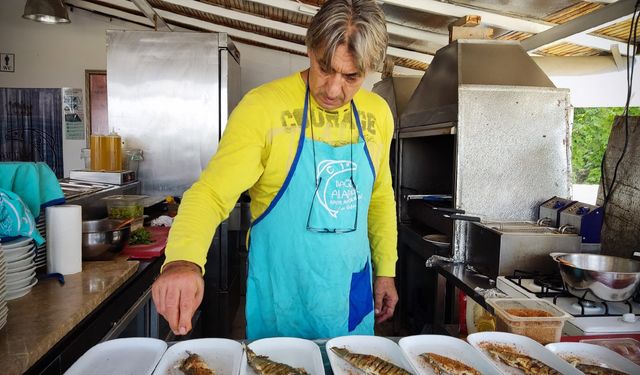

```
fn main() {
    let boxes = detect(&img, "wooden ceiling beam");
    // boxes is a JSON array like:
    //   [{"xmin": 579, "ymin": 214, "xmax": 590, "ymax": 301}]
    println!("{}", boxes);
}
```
[
  {"xmin": 130, "ymin": 0, "xmax": 172, "ymax": 31},
  {"xmin": 522, "ymin": 0, "xmax": 637, "ymax": 52},
  {"xmin": 381, "ymin": 0, "xmax": 632, "ymax": 54}
]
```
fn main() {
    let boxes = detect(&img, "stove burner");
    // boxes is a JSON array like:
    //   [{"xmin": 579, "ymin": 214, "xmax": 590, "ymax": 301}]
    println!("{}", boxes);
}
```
[
  {"xmin": 569, "ymin": 301, "xmax": 605, "ymax": 315},
  {"xmin": 533, "ymin": 275, "xmax": 564, "ymax": 293}
]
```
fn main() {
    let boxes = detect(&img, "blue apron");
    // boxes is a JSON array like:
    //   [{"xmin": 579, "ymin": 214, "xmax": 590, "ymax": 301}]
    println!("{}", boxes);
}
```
[{"xmin": 246, "ymin": 87, "xmax": 376, "ymax": 339}]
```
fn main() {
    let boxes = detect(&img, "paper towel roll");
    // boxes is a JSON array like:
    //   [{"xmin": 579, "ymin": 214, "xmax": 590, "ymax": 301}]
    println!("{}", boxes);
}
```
[{"xmin": 46, "ymin": 205, "xmax": 82, "ymax": 275}]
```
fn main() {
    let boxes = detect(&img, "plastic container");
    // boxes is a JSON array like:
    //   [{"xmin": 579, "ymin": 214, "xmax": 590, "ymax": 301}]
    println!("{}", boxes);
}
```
[
  {"xmin": 103, "ymin": 195, "xmax": 146, "ymax": 230},
  {"xmin": 486, "ymin": 298, "xmax": 572, "ymax": 344}
]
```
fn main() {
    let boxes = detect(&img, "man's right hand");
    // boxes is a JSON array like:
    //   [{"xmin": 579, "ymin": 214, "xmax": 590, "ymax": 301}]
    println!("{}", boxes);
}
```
[{"xmin": 151, "ymin": 260, "xmax": 204, "ymax": 336}]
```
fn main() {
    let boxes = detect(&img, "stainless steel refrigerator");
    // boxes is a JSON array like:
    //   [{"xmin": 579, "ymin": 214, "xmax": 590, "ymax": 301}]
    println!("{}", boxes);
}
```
[{"xmin": 107, "ymin": 31, "xmax": 241, "ymax": 197}]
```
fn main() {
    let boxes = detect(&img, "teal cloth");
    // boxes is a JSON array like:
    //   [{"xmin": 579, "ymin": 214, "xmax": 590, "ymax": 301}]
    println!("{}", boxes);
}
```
[
  {"xmin": 0, "ymin": 188, "xmax": 45, "ymax": 245},
  {"xmin": 0, "ymin": 162, "xmax": 65, "ymax": 219}
]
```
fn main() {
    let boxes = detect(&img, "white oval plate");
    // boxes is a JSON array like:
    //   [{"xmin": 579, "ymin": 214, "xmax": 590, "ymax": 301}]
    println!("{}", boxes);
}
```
[
  {"xmin": 7, "ymin": 258, "xmax": 35, "ymax": 273},
  {"xmin": 240, "ymin": 337, "xmax": 325, "ymax": 375},
  {"xmin": 326, "ymin": 335, "xmax": 413, "ymax": 375},
  {"xmin": 467, "ymin": 332, "xmax": 581, "ymax": 375},
  {"xmin": 65, "ymin": 338, "xmax": 167, "ymax": 375},
  {"xmin": 5, "ymin": 277, "xmax": 37, "ymax": 300},
  {"xmin": 1, "ymin": 237, "xmax": 32, "ymax": 249},
  {"xmin": 546, "ymin": 342, "xmax": 640, "ymax": 374},
  {"xmin": 6, "ymin": 267, "xmax": 36, "ymax": 283},
  {"xmin": 153, "ymin": 338, "xmax": 242, "ymax": 375},
  {"xmin": 399, "ymin": 335, "xmax": 497, "ymax": 375},
  {"xmin": 5, "ymin": 248, "xmax": 35, "ymax": 264},
  {"xmin": 4, "ymin": 246, "xmax": 34, "ymax": 261}
]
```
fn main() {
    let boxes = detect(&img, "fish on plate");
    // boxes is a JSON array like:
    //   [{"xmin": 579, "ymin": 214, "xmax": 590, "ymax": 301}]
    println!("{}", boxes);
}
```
[
  {"xmin": 330, "ymin": 346, "xmax": 412, "ymax": 375},
  {"xmin": 420, "ymin": 352, "xmax": 481, "ymax": 375},
  {"xmin": 179, "ymin": 351, "xmax": 216, "ymax": 375},
  {"xmin": 243, "ymin": 343, "xmax": 309, "ymax": 375},
  {"xmin": 479, "ymin": 342, "xmax": 559, "ymax": 375},
  {"xmin": 562, "ymin": 355, "xmax": 629, "ymax": 375}
]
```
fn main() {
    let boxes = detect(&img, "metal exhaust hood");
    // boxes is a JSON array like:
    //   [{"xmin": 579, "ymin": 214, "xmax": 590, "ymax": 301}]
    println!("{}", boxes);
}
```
[{"xmin": 400, "ymin": 39, "xmax": 556, "ymax": 129}]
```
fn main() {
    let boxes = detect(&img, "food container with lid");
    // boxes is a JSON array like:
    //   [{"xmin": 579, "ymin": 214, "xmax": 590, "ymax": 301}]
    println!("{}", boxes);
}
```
[
  {"xmin": 486, "ymin": 298, "xmax": 572, "ymax": 344},
  {"xmin": 102, "ymin": 195, "xmax": 146, "ymax": 230}
]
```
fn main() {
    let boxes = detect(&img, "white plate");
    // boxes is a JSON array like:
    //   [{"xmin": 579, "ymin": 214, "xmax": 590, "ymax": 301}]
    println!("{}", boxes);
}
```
[
  {"xmin": 1, "ymin": 237, "xmax": 32, "ymax": 249},
  {"xmin": 65, "ymin": 338, "xmax": 167, "ymax": 375},
  {"xmin": 399, "ymin": 335, "xmax": 497, "ymax": 375},
  {"xmin": 546, "ymin": 342, "xmax": 640, "ymax": 374},
  {"xmin": 4, "ymin": 246, "xmax": 34, "ymax": 261},
  {"xmin": 153, "ymin": 338, "xmax": 242, "ymax": 375},
  {"xmin": 240, "ymin": 337, "xmax": 325, "ymax": 375},
  {"xmin": 7, "ymin": 259, "xmax": 35, "ymax": 273},
  {"xmin": 7, "ymin": 266, "xmax": 36, "ymax": 282},
  {"xmin": 422, "ymin": 234, "xmax": 450, "ymax": 247},
  {"xmin": 6, "ymin": 271, "xmax": 36, "ymax": 289},
  {"xmin": 5, "ymin": 248, "xmax": 35, "ymax": 263},
  {"xmin": 326, "ymin": 335, "xmax": 413, "ymax": 375},
  {"xmin": 5, "ymin": 277, "xmax": 37, "ymax": 300},
  {"xmin": 467, "ymin": 332, "xmax": 581, "ymax": 375}
]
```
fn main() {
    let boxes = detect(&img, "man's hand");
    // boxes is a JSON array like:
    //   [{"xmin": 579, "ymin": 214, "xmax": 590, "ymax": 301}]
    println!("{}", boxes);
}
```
[
  {"xmin": 151, "ymin": 260, "xmax": 204, "ymax": 336},
  {"xmin": 373, "ymin": 276, "xmax": 398, "ymax": 323}
]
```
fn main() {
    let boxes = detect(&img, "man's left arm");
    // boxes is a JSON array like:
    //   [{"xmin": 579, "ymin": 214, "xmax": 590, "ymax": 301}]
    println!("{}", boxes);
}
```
[{"xmin": 367, "ymin": 103, "xmax": 399, "ymax": 323}]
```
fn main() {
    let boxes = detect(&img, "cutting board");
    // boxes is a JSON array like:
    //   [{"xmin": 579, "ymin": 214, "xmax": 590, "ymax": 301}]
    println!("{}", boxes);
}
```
[{"xmin": 122, "ymin": 226, "xmax": 170, "ymax": 259}]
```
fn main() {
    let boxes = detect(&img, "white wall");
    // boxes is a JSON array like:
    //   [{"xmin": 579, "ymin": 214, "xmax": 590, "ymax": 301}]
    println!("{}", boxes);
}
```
[
  {"xmin": 0, "ymin": 1, "xmax": 148, "ymax": 176},
  {"xmin": 2, "ymin": 1, "xmax": 376, "ymax": 177}
]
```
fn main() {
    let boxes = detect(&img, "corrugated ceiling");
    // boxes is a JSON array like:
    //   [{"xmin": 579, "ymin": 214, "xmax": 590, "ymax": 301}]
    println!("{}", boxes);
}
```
[{"xmin": 68, "ymin": 0, "xmax": 640, "ymax": 71}]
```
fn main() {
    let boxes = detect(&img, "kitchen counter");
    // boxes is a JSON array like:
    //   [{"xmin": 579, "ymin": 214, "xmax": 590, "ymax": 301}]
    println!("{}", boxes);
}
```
[{"xmin": 0, "ymin": 257, "xmax": 140, "ymax": 375}]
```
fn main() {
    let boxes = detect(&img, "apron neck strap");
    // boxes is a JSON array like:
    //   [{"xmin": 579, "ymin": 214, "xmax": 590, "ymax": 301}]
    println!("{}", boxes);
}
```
[{"xmin": 303, "ymin": 84, "xmax": 366, "ymax": 141}]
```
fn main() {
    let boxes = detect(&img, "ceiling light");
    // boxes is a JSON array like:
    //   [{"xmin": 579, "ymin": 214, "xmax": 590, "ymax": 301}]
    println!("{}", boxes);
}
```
[{"xmin": 23, "ymin": 0, "xmax": 71, "ymax": 24}]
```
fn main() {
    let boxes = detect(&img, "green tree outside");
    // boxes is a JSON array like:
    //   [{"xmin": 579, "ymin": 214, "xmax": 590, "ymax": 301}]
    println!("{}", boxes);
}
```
[{"xmin": 572, "ymin": 107, "xmax": 640, "ymax": 184}]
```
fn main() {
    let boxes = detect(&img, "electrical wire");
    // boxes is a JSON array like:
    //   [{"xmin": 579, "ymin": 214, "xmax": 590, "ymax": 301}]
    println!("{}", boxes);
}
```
[{"xmin": 600, "ymin": 0, "xmax": 640, "ymax": 211}]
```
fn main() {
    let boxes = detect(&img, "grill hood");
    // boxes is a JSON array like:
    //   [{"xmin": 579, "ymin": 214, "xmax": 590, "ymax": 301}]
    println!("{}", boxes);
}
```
[{"xmin": 400, "ymin": 39, "xmax": 556, "ymax": 128}]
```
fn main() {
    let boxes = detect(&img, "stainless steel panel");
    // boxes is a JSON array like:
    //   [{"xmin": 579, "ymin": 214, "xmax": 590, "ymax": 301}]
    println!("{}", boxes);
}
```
[
  {"xmin": 467, "ymin": 222, "xmax": 581, "ymax": 278},
  {"xmin": 107, "ymin": 31, "xmax": 224, "ymax": 197},
  {"xmin": 373, "ymin": 76, "xmax": 422, "ymax": 128},
  {"xmin": 401, "ymin": 40, "xmax": 555, "ymax": 129},
  {"xmin": 219, "ymin": 33, "xmax": 241, "ymax": 137},
  {"xmin": 452, "ymin": 85, "xmax": 572, "ymax": 261}
]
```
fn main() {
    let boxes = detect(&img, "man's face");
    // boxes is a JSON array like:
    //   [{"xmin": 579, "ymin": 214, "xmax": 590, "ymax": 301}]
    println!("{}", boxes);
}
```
[{"xmin": 308, "ymin": 44, "xmax": 367, "ymax": 110}]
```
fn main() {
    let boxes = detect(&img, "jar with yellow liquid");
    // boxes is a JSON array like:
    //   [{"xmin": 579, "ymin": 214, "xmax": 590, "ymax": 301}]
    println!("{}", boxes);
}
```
[
  {"xmin": 90, "ymin": 133, "xmax": 123, "ymax": 171},
  {"xmin": 466, "ymin": 298, "xmax": 496, "ymax": 333}
]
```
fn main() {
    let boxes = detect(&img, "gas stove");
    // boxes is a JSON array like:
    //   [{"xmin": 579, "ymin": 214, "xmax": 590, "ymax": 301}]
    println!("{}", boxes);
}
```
[{"xmin": 496, "ymin": 272, "xmax": 640, "ymax": 336}]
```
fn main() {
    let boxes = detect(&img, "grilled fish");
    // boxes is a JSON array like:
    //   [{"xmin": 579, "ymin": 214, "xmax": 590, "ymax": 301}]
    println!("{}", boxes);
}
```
[
  {"xmin": 575, "ymin": 363, "xmax": 629, "ymax": 375},
  {"xmin": 420, "ymin": 352, "xmax": 481, "ymax": 375},
  {"xmin": 330, "ymin": 346, "xmax": 413, "ymax": 375},
  {"xmin": 563, "ymin": 356, "xmax": 629, "ymax": 375},
  {"xmin": 179, "ymin": 351, "xmax": 216, "ymax": 375},
  {"xmin": 479, "ymin": 342, "xmax": 559, "ymax": 375},
  {"xmin": 243, "ymin": 343, "xmax": 309, "ymax": 375}
]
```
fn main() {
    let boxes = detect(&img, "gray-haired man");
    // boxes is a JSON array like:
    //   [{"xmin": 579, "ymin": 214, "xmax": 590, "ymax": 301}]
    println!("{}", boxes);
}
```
[{"xmin": 152, "ymin": 0, "xmax": 398, "ymax": 339}]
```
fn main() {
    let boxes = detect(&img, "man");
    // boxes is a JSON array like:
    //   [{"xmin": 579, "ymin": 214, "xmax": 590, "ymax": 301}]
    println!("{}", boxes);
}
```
[{"xmin": 152, "ymin": 0, "xmax": 398, "ymax": 340}]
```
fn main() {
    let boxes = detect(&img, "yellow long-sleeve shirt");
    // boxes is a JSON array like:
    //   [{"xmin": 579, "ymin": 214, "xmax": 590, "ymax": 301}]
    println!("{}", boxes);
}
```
[{"xmin": 163, "ymin": 72, "xmax": 398, "ymax": 276}]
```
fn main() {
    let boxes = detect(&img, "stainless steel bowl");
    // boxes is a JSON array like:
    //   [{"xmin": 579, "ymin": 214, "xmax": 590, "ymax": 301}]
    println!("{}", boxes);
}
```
[
  {"xmin": 553, "ymin": 253, "xmax": 640, "ymax": 301},
  {"xmin": 82, "ymin": 219, "xmax": 131, "ymax": 260}
]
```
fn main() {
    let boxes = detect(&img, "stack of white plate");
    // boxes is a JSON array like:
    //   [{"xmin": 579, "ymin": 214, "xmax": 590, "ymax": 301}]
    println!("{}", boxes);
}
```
[
  {"xmin": 1, "ymin": 237, "xmax": 38, "ymax": 301},
  {"xmin": 0, "ymin": 243, "xmax": 7, "ymax": 330},
  {"xmin": 34, "ymin": 216, "xmax": 47, "ymax": 270}
]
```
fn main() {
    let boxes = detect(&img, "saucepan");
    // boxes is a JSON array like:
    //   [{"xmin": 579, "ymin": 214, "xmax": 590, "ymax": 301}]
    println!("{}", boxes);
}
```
[{"xmin": 550, "ymin": 252, "xmax": 640, "ymax": 301}]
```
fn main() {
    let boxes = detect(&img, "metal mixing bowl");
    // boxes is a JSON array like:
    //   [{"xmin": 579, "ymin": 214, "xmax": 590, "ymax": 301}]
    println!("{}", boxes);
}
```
[
  {"xmin": 82, "ymin": 219, "xmax": 131, "ymax": 260},
  {"xmin": 553, "ymin": 253, "xmax": 640, "ymax": 301}
]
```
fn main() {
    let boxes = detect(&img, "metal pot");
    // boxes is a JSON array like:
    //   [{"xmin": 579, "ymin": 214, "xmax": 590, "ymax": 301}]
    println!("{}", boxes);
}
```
[
  {"xmin": 82, "ymin": 218, "xmax": 131, "ymax": 260},
  {"xmin": 551, "ymin": 253, "xmax": 640, "ymax": 301}
]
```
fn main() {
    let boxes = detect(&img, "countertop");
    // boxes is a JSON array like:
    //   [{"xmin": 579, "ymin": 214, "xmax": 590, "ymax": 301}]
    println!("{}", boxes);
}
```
[{"xmin": 0, "ymin": 257, "xmax": 139, "ymax": 375}]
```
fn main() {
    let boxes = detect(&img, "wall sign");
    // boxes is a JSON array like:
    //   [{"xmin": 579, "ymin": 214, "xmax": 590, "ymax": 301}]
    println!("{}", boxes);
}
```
[
  {"xmin": 1, "ymin": 53, "xmax": 15, "ymax": 72},
  {"xmin": 63, "ymin": 88, "xmax": 85, "ymax": 140}
]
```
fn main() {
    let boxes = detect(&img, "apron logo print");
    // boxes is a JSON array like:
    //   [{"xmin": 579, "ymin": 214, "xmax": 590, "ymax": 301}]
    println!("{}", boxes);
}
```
[{"xmin": 315, "ymin": 160, "xmax": 358, "ymax": 218}]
